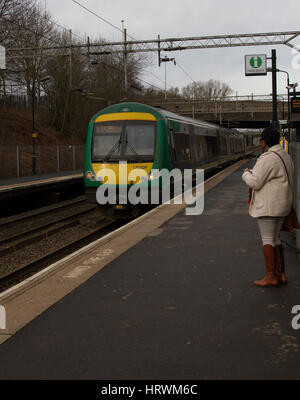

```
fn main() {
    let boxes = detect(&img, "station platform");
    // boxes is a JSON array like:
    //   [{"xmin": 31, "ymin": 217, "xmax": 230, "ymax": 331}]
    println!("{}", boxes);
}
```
[
  {"xmin": 0, "ymin": 170, "xmax": 83, "ymax": 193},
  {"xmin": 0, "ymin": 161, "xmax": 299, "ymax": 380}
]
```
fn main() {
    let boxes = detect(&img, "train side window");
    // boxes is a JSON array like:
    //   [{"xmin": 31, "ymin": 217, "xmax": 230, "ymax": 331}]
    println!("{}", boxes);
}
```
[
  {"xmin": 206, "ymin": 136, "xmax": 218, "ymax": 156},
  {"xmin": 201, "ymin": 136, "xmax": 208, "ymax": 157},
  {"xmin": 173, "ymin": 133, "xmax": 191, "ymax": 161},
  {"xmin": 194, "ymin": 135, "xmax": 203, "ymax": 160}
]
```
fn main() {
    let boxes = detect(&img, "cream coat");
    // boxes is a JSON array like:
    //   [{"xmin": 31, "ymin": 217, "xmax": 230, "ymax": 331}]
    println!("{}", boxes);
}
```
[{"xmin": 242, "ymin": 144, "xmax": 294, "ymax": 218}]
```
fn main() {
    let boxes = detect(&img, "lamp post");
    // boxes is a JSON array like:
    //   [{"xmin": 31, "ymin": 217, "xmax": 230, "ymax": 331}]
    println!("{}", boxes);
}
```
[
  {"xmin": 159, "ymin": 56, "xmax": 176, "ymax": 100},
  {"xmin": 277, "ymin": 70, "xmax": 298, "ymax": 141},
  {"xmin": 274, "ymin": 69, "xmax": 298, "ymax": 142},
  {"xmin": 287, "ymin": 82, "xmax": 298, "ymax": 140},
  {"xmin": 276, "ymin": 69, "xmax": 290, "ymax": 137}
]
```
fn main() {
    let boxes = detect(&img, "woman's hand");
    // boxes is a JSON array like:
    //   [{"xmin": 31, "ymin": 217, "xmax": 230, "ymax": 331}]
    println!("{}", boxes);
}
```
[{"xmin": 243, "ymin": 168, "xmax": 250, "ymax": 173}]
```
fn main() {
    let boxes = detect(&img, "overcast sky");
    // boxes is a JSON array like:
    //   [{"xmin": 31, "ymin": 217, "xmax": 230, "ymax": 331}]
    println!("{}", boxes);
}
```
[{"xmin": 41, "ymin": 0, "xmax": 300, "ymax": 97}]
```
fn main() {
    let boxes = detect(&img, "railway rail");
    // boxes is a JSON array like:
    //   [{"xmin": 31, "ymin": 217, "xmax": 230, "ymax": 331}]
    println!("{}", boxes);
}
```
[{"xmin": 0, "ymin": 196, "xmax": 123, "ymax": 292}]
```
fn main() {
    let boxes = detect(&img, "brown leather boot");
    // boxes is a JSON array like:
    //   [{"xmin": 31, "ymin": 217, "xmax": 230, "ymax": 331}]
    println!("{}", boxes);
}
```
[
  {"xmin": 275, "ymin": 244, "xmax": 288, "ymax": 285},
  {"xmin": 254, "ymin": 245, "xmax": 279, "ymax": 287}
]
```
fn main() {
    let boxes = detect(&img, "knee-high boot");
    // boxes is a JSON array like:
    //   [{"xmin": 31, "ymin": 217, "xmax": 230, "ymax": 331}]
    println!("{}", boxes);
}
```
[
  {"xmin": 275, "ymin": 244, "xmax": 288, "ymax": 285},
  {"xmin": 254, "ymin": 245, "xmax": 279, "ymax": 287}
]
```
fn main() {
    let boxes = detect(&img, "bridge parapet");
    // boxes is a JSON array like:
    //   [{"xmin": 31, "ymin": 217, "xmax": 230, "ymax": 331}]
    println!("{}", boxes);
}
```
[{"xmin": 147, "ymin": 98, "xmax": 300, "ymax": 126}]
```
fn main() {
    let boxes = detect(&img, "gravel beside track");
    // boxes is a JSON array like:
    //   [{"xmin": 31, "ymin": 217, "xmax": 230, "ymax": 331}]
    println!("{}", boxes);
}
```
[
  {"xmin": 0, "ymin": 196, "xmax": 87, "ymax": 227},
  {"xmin": 0, "ymin": 201, "xmax": 120, "ymax": 291},
  {"xmin": 0, "ymin": 202, "xmax": 95, "ymax": 246}
]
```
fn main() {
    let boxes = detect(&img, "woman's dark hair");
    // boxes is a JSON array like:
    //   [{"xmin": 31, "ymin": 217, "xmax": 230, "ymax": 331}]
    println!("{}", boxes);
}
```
[{"xmin": 260, "ymin": 127, "xmax": 280, "ymax": 147}]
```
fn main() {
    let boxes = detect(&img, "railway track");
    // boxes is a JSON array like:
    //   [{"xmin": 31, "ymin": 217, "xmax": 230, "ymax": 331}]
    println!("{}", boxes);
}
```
[
  {"xmin": 0, "ymin": 203, "xmax": 96, "ymax": 256},
  {"xmin": 0, "ymin": 195, "xmax": 87, "ymax": 228},
  {"xmin": 0, "ymin": 198, "xmax": 124, "ymax": 292}
]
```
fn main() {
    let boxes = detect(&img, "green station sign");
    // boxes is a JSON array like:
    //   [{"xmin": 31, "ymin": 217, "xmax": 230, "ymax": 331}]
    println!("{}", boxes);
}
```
[{"xmin": 245, "ymin": 54, "xmax": 267, "ymax": 76}]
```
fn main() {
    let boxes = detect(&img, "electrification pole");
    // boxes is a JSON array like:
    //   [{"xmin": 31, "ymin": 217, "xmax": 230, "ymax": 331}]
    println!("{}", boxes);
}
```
[
  {"xmin": 69, "ymin": 29, "xmax": 73, "ymax": 90},
  {"xmin": 32, "ymin": 78, "xmax": 36, "ymax": 175},
  {"xmin": 122, "ymin": 21, "xmax": 128, "ymax": 94}
]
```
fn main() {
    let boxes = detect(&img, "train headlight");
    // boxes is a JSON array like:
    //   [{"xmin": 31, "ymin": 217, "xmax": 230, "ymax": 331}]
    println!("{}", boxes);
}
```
[
  {"xmin": 86, "ymin": 171, "xmax": 96, "ymax": 181},
  {"xmin": 149, "ymin": 171, "xmax": 160, "ymax": 181}
]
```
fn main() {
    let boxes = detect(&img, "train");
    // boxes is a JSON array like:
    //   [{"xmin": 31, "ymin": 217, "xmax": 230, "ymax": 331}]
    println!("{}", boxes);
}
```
[{"xmin": 84, "ymin": 102, "xmax": 256, "ymax": 217}]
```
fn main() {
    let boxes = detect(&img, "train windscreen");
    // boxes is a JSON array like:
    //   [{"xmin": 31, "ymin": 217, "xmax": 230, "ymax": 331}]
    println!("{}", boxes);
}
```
[
  {"xmin": 124, "ymin": 124, "xmax": 155, "ymax": 157},
  {"xmin": 93, "ymin": 124, "xmax": 123, "ymax": 159},
  {"xmin": 92, "ymin": 121, "xmax": 155, "ymax": 161}
]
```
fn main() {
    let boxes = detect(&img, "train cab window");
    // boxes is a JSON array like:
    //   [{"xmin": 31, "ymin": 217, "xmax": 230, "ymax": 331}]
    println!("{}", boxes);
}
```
[
  {"xmin": 92, "ymin": 123, "xmax": 122, "ymax": 160},
  {"xmin": 124, "ymin": 123, "xmax": 155, "ymax": 157},
  {"xmin": 92, "ymin": 121, "xmax": 155, "ymax": 161}
]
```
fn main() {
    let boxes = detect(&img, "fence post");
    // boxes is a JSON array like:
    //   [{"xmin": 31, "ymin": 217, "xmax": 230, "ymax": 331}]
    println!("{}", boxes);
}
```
[
  {"xmin": 38, "ymin": 145, "xmax": 41, "ymax": 174},
  {"xmin": 57, "ymin": 145, "xmax": 60, "ymax": 172},
  {"xmin": 73, "ymin": 145, "xmax": 76, "ymax": 170},
  {"xmin": 16, "ymin": 146, "xmax": 20, "ymax": 178}
]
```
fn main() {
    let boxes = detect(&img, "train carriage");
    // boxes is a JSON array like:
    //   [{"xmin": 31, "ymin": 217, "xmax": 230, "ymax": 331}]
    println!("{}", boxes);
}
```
[{"xmin": 84, "ymin": 102, "xmax": 247, "ymax": 217}]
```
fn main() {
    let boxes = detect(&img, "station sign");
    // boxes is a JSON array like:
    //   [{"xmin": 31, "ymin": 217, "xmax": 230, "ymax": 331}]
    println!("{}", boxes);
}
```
[
  {"xmin": 0, "ymin": 45, "xmax": 5, "ymax": 70},
  {"xmin": 291, "ymin": 97, "xmax": 300, "ymax": 113},
  {"xmin": 245, "ymin": 54, "xmax": 267, "ymax": 76}
]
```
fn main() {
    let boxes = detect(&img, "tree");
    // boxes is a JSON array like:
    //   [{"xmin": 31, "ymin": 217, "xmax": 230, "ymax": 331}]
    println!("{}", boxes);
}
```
[
  {"xmin": 182, "ymin": 79, "xmax": 232, "ymax": 101},
  {"xmin": 0, "ymin": 0, "xmax": 167, "ymax": 141}
]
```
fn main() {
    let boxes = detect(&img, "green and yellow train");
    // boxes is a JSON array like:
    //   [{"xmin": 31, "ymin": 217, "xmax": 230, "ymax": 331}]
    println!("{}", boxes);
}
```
[{"xmin": 84, "ymin": 102, "xmax": 250, "ymax": 217}]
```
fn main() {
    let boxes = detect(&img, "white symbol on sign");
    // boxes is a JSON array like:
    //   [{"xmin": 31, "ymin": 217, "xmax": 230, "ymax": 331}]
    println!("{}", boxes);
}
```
[{"xmin": 250, "ymin": 56, "xmax": 262, "ymax": 69}]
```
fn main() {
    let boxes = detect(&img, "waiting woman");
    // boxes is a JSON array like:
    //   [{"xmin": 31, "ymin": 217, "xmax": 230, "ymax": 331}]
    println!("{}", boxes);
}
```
[{"xmin": 242, "ymin": 127, "xmax": 294, "ymax": 287}]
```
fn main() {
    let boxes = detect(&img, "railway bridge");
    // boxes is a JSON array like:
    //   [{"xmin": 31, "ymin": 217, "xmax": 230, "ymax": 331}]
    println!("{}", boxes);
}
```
[{"xmin": 148, "ymin": 96, "xmax": 300, "ymax": 129}]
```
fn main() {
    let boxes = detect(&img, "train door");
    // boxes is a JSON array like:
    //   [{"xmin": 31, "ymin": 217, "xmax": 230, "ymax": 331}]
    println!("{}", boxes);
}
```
[{"xmin": 169, "ymin": 128, "xmax": 177, "ymax": 165}]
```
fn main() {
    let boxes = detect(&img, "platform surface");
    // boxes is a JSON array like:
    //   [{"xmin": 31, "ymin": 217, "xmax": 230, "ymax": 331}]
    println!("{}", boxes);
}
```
[
  {"xmin": 0, "ymin": 162, "xmax": 300, "ymax": 380},
  {"xmin": 0, "ymin": 170, "xmax": 83, "ymax": 191}
]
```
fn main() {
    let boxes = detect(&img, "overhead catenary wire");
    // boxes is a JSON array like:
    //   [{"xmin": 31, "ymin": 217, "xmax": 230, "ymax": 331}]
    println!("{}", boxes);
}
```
[
  {"xmin": 0, "ymin": 15, "xmax": 164, "ymax": 93},
  {"xmin": 70, "ymin": 0, "xmax": 124, "ymax": 36},
  {"xmin": 176, "ymin": 61, "xmax": 196, "ymax": 84},
  {"xmin": 69, "ymin": 0, "xmax": 167, "ymax": 90},
  {"xmin": 70, "ymin": 0, "xmax": 140, "ymax": 43}
]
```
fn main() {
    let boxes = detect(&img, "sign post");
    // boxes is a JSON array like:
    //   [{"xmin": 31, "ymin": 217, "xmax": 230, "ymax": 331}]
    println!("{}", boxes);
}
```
[
  {"xmin": 245, "ymin": 51, "xmax": 279, "ymax": 129},
  {"xmin": 271, "ymin": 49, "xmax": 279, "ymax": 129}
]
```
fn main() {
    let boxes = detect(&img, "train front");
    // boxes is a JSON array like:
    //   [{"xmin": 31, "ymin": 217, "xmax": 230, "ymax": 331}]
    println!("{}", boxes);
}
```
[{"xmin": 84, "ymin": 104, "xmax": 167, "ymax": 218}]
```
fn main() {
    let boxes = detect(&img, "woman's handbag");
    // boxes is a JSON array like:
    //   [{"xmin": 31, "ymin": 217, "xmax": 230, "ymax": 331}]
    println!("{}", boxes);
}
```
[
  {"xmin": 281, "ymin": 207, "xmax": 300, "ymax": 233},
  {"xmin": 248, "ymin": 188, "xmax": 252, "ymax": 205},
  {"xmin": 271, "ymin": 150, "xmax": 300, "ymax": 233}
]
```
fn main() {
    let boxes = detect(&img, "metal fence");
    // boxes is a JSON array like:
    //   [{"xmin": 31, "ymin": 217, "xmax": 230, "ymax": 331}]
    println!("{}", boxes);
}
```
[
  {"xmin": 0, "ymin": 145, "xmax": 85, "ymax": 179},
  {"xmin": 0, "ymin": 94, "xmax": 48, "ymax": 110}
]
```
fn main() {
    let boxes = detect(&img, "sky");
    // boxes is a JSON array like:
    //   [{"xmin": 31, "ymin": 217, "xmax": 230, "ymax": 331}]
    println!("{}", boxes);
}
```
[{"xmin": 41, "ymin": 0, "xmax": 300, "ymax": 97}]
